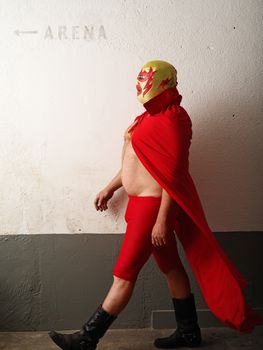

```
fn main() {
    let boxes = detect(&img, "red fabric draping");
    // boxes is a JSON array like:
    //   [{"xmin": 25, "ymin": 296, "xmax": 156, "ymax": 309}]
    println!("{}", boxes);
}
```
[{"xmin": 130, "ymin": 86, "xmax": 263, "ymax": 333}]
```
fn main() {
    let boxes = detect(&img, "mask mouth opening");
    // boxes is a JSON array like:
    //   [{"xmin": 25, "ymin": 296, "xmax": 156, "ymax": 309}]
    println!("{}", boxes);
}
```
[{"xmin": 136, "ymin": 82, "xmax": 142, "ymax": 95}]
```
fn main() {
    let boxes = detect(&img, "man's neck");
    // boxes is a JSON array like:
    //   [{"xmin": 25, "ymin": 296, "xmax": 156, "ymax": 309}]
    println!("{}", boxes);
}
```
[{"xmin": 143, "ymin": 86, "xmax": 182, "ymax": 115}]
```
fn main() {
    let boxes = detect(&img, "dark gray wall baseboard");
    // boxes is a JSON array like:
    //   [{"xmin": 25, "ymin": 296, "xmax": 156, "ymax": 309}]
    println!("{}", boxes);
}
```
[
  {"xmin": 152, "ymin": 308, "xmax": 263, "ymax": 329},
  {"xmin": 0, "ymin": 232, "xmax": 262, "ymax": 331}
]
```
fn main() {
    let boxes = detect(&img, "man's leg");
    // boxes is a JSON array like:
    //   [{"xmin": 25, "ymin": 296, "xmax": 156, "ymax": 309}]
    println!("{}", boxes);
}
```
[
  {"xmin": 152, "ymin": 230, "xmax": 202, "ymax": 348},
  {"xmin": 101, "ymin": 265, "xmax": 191, "ymax": 322},
  {"xmin": 105, "ymin": 195, "xmax": 164, "ymax": 314},
  {"xmin": 101, "ymin": 276, "xmax": 135, "ymax": 316},
  {"xmin": 164, "ymin": 263, "xmax": 192, "ymax": 299},
  {"xmin": 152, "ymin": 229, "xmax": 192, "ymax": 298}
]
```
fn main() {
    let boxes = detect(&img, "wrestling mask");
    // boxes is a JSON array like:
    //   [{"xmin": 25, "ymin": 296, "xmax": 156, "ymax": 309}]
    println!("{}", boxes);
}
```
[{"xmin": 136, "ymin": 60, "xmax": 178, "ymax": 104}]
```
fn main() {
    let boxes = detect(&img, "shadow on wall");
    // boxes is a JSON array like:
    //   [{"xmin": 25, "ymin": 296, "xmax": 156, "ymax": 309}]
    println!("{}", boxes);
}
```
[{"xmin": 186, "ymin": 92, "xmax": 261, "ymax": 230}]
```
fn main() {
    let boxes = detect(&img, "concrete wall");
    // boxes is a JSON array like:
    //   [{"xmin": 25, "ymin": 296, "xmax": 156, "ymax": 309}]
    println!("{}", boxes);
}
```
[
  {"xmin": 0, "ymin": 233, "xmax": 262, "ymax": 331},
  {"xmin": 0, "ymin": 0, "xmax": 262, "ymax": 330},
  {"xmin": 0, "ymin": 0, "xmax": 262, "ymax": 233}
]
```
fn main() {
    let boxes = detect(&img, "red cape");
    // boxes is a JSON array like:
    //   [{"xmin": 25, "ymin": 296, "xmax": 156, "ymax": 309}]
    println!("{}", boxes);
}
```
[{"xmin": 131, "ymin": 86, "xmax": 263, "ymax": 333}]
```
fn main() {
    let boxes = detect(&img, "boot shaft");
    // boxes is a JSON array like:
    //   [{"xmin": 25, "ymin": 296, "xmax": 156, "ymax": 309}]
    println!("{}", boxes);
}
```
[
  {"xmin": 81, "ymin": 304, "xmax": 117, "ymax": 340},
  {"xmin": 172, "ymin": 292, "xmax": 198, "ymax": 324}
]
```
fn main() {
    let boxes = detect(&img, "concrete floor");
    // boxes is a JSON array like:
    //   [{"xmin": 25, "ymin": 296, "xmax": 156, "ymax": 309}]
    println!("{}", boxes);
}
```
[{"xmin": 0, "ymin": 326, "xmax": 263, "ymax": 350}]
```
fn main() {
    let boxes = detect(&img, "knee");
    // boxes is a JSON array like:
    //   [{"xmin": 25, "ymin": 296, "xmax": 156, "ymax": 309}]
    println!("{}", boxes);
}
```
[
  {"xmin": 113, "ymin": 274, "xmax": 136, "ymax": 286},
  {"xmin": 163, "ymin": 266, "xmax": 179, "ymax": 277},
  {"xmin": 154, "ymin": 251, "xmax": 183, "ymax": 276},
  {"xmin": 163, "ymin": 263, "xmax": 187, "ymax": 279}
]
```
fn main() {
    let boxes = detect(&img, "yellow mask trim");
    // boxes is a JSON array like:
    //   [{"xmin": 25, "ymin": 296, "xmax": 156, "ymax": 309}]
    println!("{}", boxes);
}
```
[{"xmin": 136, "ymin": 60, "xmax": 178, "ymax": 104}]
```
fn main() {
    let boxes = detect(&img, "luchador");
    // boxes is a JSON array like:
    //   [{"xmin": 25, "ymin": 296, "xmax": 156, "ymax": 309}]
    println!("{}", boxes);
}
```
[{"xmin": 48, "ymin": 60, "xmax": 263, "ymax": 350}]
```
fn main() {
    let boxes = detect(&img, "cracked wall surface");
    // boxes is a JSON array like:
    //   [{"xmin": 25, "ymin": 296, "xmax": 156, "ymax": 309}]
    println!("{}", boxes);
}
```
[
  {"xmin": 0, "ymin": 233, "xmax": 262, "ymax": 331},
  {"xmin": 0, "ymin": 0, "xmax": 262, "ymax": 332},
  {"xmin": 0, "ymin": 0, "xmax": 262, "ymax": 234}
]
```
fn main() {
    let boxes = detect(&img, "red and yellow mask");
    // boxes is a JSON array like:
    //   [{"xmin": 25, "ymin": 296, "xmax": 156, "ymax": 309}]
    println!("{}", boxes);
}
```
[{"xmin": 136, "ymin": 60, "xmax": 178, "ymax": 104}]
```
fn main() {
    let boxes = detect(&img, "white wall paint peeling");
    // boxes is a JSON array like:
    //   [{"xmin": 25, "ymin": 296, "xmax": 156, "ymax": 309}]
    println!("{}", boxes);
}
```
[{"xmin": 0, "ymin": 0, "xmax": 262, "ymax": 234}]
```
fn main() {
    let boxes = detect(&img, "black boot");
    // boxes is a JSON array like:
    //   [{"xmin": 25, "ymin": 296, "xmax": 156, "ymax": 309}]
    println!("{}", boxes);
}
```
[
  {"xmin": 154, "ymin": 292, "xmax": 202, "ymax": 348},
  {"xmin": 48, "ymin": 304, "xmax": 117, "ymax": 350}
]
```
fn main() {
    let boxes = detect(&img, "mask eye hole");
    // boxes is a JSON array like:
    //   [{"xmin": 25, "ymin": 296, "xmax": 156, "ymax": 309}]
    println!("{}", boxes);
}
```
[{"xmin": 137, "ymin": 74, "xmax": 147, "ymax": 82}]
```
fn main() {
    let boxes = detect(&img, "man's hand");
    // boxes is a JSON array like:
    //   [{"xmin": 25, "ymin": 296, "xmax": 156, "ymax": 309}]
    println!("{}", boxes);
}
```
[
  {"xmin": 151, "ymin": 219, "xmax": 173, "ymax": 248},
  {"xmin": 94, "ymin": 188, "xmax": 114, "ymax": 211},
  {"xmin": 151, "ymin": 188, "xmax": 178, "ymax": 247}
]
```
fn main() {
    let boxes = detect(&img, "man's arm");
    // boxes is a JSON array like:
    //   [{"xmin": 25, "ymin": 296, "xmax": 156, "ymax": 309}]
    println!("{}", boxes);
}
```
[
  {"xmin": 151, "ymin": 188, "xmax": 179, "ymax": 247},
  {"xmin": 155, "ymin": 188, "xmax": 178, "ymax": 223},
  {"xmin": 104, "ymin": 168, "xmax": 122, "ymax": 193}
]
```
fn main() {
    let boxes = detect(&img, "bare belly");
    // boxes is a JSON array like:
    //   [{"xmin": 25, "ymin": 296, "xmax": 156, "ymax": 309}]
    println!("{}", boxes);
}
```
[{"xmin": 121, "ymin": 139, "xmax": 162, "ymax": 197}]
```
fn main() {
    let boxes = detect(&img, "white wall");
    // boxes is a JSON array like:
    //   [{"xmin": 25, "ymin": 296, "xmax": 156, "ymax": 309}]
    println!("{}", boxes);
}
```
[{"xmin": 0, "ymin": 0, "xmax": 262, "ymax": 234}]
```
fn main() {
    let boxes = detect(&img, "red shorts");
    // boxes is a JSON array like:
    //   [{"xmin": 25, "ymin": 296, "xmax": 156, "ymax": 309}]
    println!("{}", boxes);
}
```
[{"xmin": 113, "ymin": 194, "xmax": 182, "ymax": 282}]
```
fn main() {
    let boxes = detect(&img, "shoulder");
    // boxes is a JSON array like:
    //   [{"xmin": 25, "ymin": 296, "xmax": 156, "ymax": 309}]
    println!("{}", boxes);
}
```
[
  {"xmin": 165, "ymin": 104, "xmax": 192, "ymax": 124},
  {"xmin": 123, "ymin": 112, "xmax": 147, "ymax": 141},
  {"xmin": 133, "ymin": 111, "xmax": 147, "ymax": 123}
]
